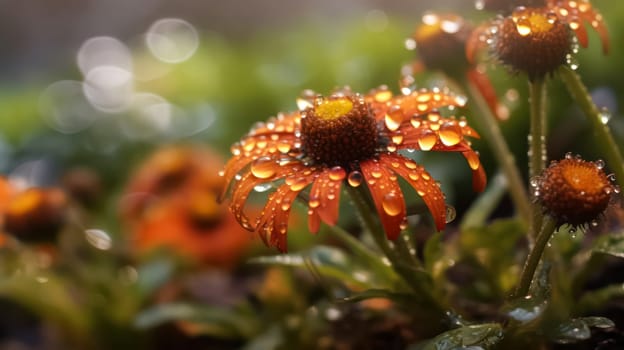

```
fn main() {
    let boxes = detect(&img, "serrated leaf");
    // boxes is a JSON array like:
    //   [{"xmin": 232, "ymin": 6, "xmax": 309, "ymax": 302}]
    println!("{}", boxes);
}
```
[{"xmin": 411, "ymin": 323, "xmax": 503, "ymax": 350}]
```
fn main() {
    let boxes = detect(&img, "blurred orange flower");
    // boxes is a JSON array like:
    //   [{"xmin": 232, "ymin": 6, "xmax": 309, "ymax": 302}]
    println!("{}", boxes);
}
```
[
  {"xmin": 0, "ymin": 177, "xmax": 69, "ymax": 244},
  {"xmin": 121, "ymin": 145, "xmax": 253, "ymax": 268}
]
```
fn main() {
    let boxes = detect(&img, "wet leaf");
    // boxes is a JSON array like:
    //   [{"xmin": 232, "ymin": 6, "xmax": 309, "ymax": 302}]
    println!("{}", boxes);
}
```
[
  {"xmin": 410, "ymin": 323, "xmax": 503, "ymax": 350},
  {"xmin": 249, "ymin": 245, "xmax": 377, "ymax": 288},
  {"xmin": 136, "ymin": 258, "xmax": 175, "ymax": 296},
  {"xmin": 578, "ymin": 283, "xmax": 624, "ymax": 313},
  {"xmin": 593, "ymin": 234, "xmax": 624, "ymax": 258},
  {"xmin": 339, "ymin": 288, "xmax": 415, "ymax": 305},
  {"xmin": 550, "ymin": 317, "xmax": 614, "ymax": 344},
  {"xmin": 134, "ymin": 302, "xmax": 258, "ymax": 338},
  {"xmin": 503, "ymin": 295, "xmax": 547, "ymax": 323}
]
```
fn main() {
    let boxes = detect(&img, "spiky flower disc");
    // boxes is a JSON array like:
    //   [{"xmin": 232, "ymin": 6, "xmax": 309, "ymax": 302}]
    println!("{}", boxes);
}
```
[
  {"xmin": 535, "ymin": 154, "xmax": 617, "ymax": 227},
  {"xmin": 494, "ymin": 7, "xmax": 572, "ymax": 79}
]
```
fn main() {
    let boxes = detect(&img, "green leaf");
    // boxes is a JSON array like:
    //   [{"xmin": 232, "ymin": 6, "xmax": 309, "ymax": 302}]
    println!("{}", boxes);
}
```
[
  {"xmin": 249, "ymin": 246, "xmax": 378, "ymax": 288},
  {"xmin": 0, "ymin": 275, "xmax": 91, "ymax": 339},
  {"xmin": 503, "ymin": 295, "xmax": 547, "ymax": 323},
  {"xmin": 578, "ymin": 283, "xmax": 624, "ymax": 313},
  {"xmin": 593, "ymin": 234, "xmax": 624, "ymax": 258},
  {"xmin": 550, "ymin": 317, "xmax": 614, "ymax": 344},
  {"xmin": 339, "ymin": 289, "xmax": 415, "ymax": 305},
  {"xmin": 411, "ymin": 323, "xmax": 503, "ymax": 350},
  {"xmin": 136, "ymin": 258, "xmax": 175, "ymax": 296},
  {"xmin": 134, "ymin": 302, "xmax": 258, "ymax": 339}
]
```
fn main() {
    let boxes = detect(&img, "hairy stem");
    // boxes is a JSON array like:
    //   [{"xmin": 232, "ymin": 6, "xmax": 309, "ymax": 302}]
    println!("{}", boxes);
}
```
[
  {"xmin": 529, "ymin": 77, "xmax": 548, "ymax": 240},
  {"xmin": 558, "ymin": 65, "xmax": 624, "ymax": 191},
  {"xmin": 459, "ymin": 74, "xmax": 532, "ymax": 224},
  {"xmin": 514, "ymin": 215, "xmax": 557, "ymax": 298}
]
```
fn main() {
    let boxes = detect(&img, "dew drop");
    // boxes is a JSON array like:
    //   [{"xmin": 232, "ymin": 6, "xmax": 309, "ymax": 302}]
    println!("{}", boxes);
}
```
[
  {"xmin": 277, "ymin": 141, "xmax": 291, "ymax": 153},
  {"xmin": 410, "ymin": 116, "xmax": 421, "ymax": 128},
  {"xmin": 328, "ymin": 166, "xmax": 346, "ymax": 181},
  {"xmin": 391, "ymin": 134, "xmax": 404, "ymax": 145},
  {"xmin": 374, "ymin": 88, "xmax": 393, "ymax": 102},
  {"xmin": 381, "ymin": 192, "xmax": 402, "ymax": 216},
  {"xmin": 254, "ymin": 183, "xmax": 273, "ymax": 192},
  {"xmin": 439, "ymin": 122, "xmax": 462, "ymax": 146},
  {"xmin": 292, "ymin": 178, "xmax": 309, "ymax": 191},
  {"xmin": 595, "ymin": 159, "xmax": 605, "ymax": 170},
  {"xmin": 515, "ymin": 18, "xmax": 532, "ymax": 36},
  {"xmin": 309, "ymin": 198, "xmax": 320, "ymax": 208},
  {"xmin": 465, "ymin": 152, "xmax": 481, "ymax": 170},
  {"xmin": 445, "ymin": 205, "xmax": 456, "ymax": 223},
  {"xmin": 347, "ymin": 171, "xmax": 363, "ymax": 187},
  {"xmin": 417, "ymin": 129, "xmax": 437, "ymax": 151},
  {"xmin": 599, "ymin": 108, "xmax": 612, "ymax": 124},
  {"xmin": 251, "ymin": 157, "xmax": 276, "ymax": 179},
  {"xmin": 384, "ymin": 107, "xmax": 403, "ymax": 131}
]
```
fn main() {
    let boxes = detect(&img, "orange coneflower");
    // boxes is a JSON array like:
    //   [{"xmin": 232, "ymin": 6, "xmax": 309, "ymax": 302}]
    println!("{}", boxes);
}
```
[
  {"xmin": 220, "ymin": 87, "xmax": 486, "ymax": 252},
  {"xmin": 533, "ymin": 154, "xmax": 618, "ymax": 228},
  {"xmin": 122, "ymin": 146, "xmax": 253, "ymax": 268},
  {"xmin": 0, "ymin": 176, "xmax": 69, "ymax": 244},
  {"xmin": 474, "ymin": 0, "xmax": 609, "ymax": 54},
  {"xmin": 407, "ymin": 12, "xmax": 505, "ymax": 120}
]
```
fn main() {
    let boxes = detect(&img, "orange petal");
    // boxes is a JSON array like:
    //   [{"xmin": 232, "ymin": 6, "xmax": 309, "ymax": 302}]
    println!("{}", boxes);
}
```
[
  {"xmin": 307, "ymin": 167, "xmax": 345, "ymax": 233},
  {"xmin": 230, "ymin": 159, "xmax": 305, "ymax": 231},
  {"xmin": 360, "ymin": 159, "xmax": 407, "ymax": 240},
  {"xmin": 397, "ymin": 90, "xmax": 466, "ymax": 120},
  {"xmin": 380, "ymin": 154, "xmax": 446, "ymax": 231},
  {"xmin": 256, "ymin": 173, "xmax": 317, "ymax": 252},
  {"xmin": 463, "ymin": 150, "xmax": 487, "ymax": 192}
]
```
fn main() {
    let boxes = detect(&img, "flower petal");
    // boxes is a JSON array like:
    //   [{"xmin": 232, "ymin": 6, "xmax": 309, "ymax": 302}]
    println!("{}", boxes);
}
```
[
  {"xmin": 219, "ymin": 112, "xmax": 302, "ymax": 201},
  {"xmin": 380, "ymin": 153, "xmax": 446, "ymax": 231},
  {"xmin": 463, "ymin": 150, "xmax": 487, "ymax": 193},
  {"xmin": 360, "ymin": 159, "xmax": 407, "ymax": 240},
  {"xmin": 307, "ymin": 167, "xmax": 345, "ymax": 233},
  {"xmin": 553, "ymin": 0, "xmax": 610, "ymax": 54},
  {"xmin": 256, "ymin": 173, "xmax": 317, "ymax": 252},
  {"xmin": 230, "ymin": 159, "xmax": 305, "ymax": 231}
]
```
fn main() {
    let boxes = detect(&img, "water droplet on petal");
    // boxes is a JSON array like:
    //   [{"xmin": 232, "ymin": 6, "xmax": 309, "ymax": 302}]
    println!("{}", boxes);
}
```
[
  {"xmin": 417, "ymin": 129, "xmax": 437, "ymax": 151},
  {"xmin": 251, "ymin": 157, "xmax": 276, "ymax": 179},
  {"xmin": 515, "ymin": 17, "xmax": 532, "ymax": 36},
  {"xmin": 254, "ymin": 183, "xmax": 273, "ymax": 192},
  {"xmin": 382, "ymin": 192, "xmax": 402, "ymax": 216},
  {"xmin": 439, "ymin": 122, "xmax": 462, "ymax": 146},
  {"xmin": 328, "ymin": 166, "xmax": 346, "ymax": 181},
  {"xmin": 347, "ymin": 171, "xmax": 363, "ymax": 187},
  {"xmin": 384, "ymin": 107, "xmax": 403, "ymax": 131}
]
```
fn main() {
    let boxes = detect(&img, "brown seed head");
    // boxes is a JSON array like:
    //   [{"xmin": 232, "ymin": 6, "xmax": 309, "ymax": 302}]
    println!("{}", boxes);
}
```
[
  {"xmin": 300, "ymin": 95, "xmax": 379, "ymax": 167},
  {"xmin": 412, "ymin": 13, "xmax": 473, "ymax": 75},
  {"xmin": 477, "ymin": 0, "xmax": 547, "ymax": 14},
  {"xmin": 494, "ymin": 7, "xmax": 572, "ymax": 79},
  {"xmin": 4, "ymin": 188, "xmax": 68, "ymax": 242},
  {"xmin": 536, "ymin": 155, "xmax": 617, "ymax": 227}
]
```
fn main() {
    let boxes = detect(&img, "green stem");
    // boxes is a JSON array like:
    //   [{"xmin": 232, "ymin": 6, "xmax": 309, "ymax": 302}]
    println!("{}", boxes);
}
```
[
  {"xmin": 345, "ymin": 186, "xmax": 445, "ymax": 310},
  {"xmin": 322, "ymin": 223, "xmax": 398, "ymax": 281},
  {"xmin": 459, "ymin": 75, "xmax": 532, "ymax": 224},
  {"xmin": 528, "ymin": 77, "xmax": 547, "ymax": 180},
  {"xmin": 514, "ymin": 215, "xmax": 557, "ymax": 298},
  {"xmin": 528, "ymin": 77, "xmax": 547, "ymax": 241},
  {"xmin": 558, "ymin": 65, "xmax": 624, "ymax": 191}
]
